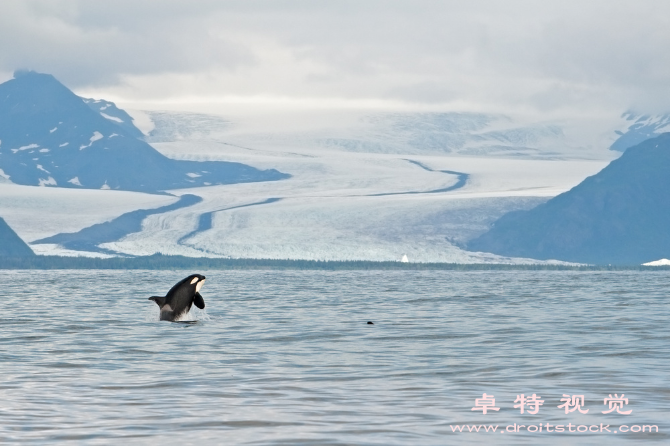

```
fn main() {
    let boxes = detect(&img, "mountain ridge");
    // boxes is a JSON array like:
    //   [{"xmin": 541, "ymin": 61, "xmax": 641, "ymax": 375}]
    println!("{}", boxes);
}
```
[
  {"xmin": 468, "ymin": 132, "xmax": 670, "ymax": 264},
  {"xmin": 0, "ymin": 70, "xmax": 288, "ymax": 193}
]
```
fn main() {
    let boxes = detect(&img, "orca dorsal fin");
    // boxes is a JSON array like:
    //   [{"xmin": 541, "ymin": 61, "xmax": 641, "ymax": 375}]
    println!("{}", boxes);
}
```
[
  {"xmin": 193, "ymin": 292, "xmax": 205, "ymax": 309},
  {"xmin": 149, "ymin": 295, "xmax": 167, "ymax": 307}
]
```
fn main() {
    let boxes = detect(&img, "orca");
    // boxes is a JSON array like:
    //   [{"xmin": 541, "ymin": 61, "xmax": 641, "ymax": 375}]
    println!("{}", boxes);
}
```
[{"xmin": 149, "ymin": 274, "xmax": 206, "ymax": 321}]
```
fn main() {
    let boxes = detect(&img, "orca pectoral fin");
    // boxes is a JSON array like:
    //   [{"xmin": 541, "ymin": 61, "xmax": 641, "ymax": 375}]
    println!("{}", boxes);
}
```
[{"xmin": 193, "ymin": 292, "xmax": 205, "ymax": 309}]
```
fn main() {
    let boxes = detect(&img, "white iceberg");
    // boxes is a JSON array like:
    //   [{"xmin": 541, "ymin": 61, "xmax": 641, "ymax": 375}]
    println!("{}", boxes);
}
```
[{"xmin": 642, "ymin": 258, "xmax": 670, "ymax": 266}]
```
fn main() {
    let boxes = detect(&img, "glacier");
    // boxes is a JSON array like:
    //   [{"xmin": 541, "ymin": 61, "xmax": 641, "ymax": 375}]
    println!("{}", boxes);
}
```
[
  {"xmin": 3, "ymin": 96, "xmax": 663, "ymax": 263},
  {"xmin": 15, "ymin": 114, "xmax": 608, "ymax": 262}
]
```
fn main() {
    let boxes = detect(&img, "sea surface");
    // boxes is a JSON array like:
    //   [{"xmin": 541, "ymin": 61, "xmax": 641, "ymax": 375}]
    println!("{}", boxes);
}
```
[{"xmin": 0, "ymin": 269, "xmax": 668, "ymax": 445}]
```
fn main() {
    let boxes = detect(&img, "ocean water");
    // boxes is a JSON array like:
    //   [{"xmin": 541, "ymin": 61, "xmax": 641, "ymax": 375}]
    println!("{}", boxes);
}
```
[{"xmin": 0, "ymin": 269, "xmax": 668, "ymax": 445}]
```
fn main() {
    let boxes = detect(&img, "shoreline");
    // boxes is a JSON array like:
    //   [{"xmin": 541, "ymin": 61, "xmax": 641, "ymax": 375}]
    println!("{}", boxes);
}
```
[{"xmin": 0, "ymin": 255, "xmax": 667, "ymax": 270}]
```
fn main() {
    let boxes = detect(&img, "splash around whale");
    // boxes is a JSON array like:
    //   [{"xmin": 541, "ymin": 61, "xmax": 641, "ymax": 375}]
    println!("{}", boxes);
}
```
[{"xmin": 149, "ymin": 274, "xmax": 206, "ymax": 322}]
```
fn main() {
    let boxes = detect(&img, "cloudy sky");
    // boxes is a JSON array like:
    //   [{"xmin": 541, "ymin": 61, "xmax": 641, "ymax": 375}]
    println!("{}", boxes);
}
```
[{"xmin": 1, "ymin": 0, "xmax": 669, "ymax": 115}]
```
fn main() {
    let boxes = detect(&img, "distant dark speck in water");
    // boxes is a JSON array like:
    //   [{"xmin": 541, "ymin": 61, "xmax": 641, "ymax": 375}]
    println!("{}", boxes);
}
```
[{"xmin": 367, "ymin": 321, "xmax": 374, "ymax": 325}]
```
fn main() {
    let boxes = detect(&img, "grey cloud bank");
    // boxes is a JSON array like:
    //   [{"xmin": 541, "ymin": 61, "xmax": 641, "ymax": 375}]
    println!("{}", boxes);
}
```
[{"xmin": 1, "ymin": 0, "xmax": 670, "ymax": 115}]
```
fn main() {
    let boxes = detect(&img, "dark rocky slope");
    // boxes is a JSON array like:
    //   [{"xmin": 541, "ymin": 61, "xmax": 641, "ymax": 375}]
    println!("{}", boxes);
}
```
[{"xmin": 468, "ymin": 133, "xmax": 670, "ymax": 264}]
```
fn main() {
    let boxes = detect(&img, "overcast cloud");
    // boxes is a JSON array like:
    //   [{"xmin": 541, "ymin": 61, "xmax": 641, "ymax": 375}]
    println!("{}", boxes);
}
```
[{"xmin": 1, "ymin": 0, "xmax": 669, "ymax": 115}]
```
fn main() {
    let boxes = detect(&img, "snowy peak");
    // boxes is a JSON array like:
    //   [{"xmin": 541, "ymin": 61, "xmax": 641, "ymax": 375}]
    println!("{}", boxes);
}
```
[
  {"xmin": 0, "ymin": 71, "xmax": 288, "ymax": 192},
  {"xmin": 5, "ymin": 70, "xmax": 89, "ymax": 116},
  {"xmin": 610, "ymin": 111, "xmax": 670, "ymax": 152},
  {"xmin": 0, "ymin": 70, "xmax": 135, "ymax": 154}
]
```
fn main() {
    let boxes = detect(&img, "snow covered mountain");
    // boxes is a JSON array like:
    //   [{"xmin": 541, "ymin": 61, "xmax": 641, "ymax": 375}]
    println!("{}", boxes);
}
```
[
  {"xmin": 320, "ymin": 112, "xmax": 568, "ymax": 157},
  {"xmin": 83, "ymin": 97, "xmax": 145, "ymax": 140},
  {"xmin": 610, "ymin": 111, "xmax": 670, "ymax": 152},
  {"xmin": 0, "ymin": 70, "xmax": 288, "ymax": 193},
  {"xmin": 140, "ymin": 107, "xmax": 644, "ymax": 160},
  {"xmin": 145, "ymin": 111, "xmax": 231, "ymax": 143}
]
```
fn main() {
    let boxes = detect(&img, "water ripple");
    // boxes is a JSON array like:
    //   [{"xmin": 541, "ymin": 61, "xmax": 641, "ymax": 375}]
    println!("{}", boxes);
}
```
[{"xmin": 0, "ymin": 270, "xmax": 668, "ymax": 444}]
